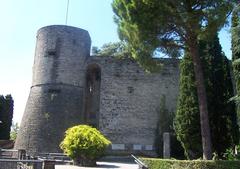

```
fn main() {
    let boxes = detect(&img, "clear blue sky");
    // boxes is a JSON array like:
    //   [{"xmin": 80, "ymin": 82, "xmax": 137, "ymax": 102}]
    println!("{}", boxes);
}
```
[{"xmin": 0, "ymin": 0, "xmax": 232, "ymax": 124}]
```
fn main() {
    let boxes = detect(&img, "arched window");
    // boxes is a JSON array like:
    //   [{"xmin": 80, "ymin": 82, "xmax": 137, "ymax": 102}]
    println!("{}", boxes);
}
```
[{"xmin": 84, "ymin": 64, "xmax": 101, "ymax": 128}]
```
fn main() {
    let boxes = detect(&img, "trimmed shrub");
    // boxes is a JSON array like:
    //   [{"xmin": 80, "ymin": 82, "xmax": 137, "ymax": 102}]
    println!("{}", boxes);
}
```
[
  {"xmin": 60, "ymin": 125, "xmax": 111, "ymax": 166},
  {"xmin": 141, "ymin": 158, "xmax": 240, "ymax": 169}
]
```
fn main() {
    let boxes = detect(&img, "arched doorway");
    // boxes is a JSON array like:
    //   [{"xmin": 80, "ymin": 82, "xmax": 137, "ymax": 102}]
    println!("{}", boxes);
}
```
[{"xmin": 84, "ymin": 64, "xmax": 101, "ymax": 128}]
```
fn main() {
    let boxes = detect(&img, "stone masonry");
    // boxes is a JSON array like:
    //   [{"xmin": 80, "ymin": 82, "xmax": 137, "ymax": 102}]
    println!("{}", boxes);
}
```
[{"xmin": 15, "ymin": 25, "xmax": 180, "ymax": 156}]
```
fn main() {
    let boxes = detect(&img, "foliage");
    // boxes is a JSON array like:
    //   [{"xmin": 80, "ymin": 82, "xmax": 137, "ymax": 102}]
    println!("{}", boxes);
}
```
[
  {"xmin": 112, "ymin": 0, "xmax": 236, "ymax": 159},
  {"xmin": 174, "ymin": 35, "xmax": 239, "ymax": 159},
  {"xmin": 232, "ymin": 4, "xmax": 240, "ymax": 126},
  {"xmin": 141, "ymin": 158, "xmax": 240, "ymax": 169},
  {"xmin": 0, "ymin": 95, "xmax": 14, "ymax": 140},
  {"xmin": 224, "ymin": 145, "xmax": 240, "ymax": 160},
  {"xmin": 92, "ymin": 42, "xmax": 130, "ymax": 58},
  {"xmin": 10, "ymin": 122, "xmax": 19, "ymax": 141},
  {"xmin": 60, "ymin": 125, "xmax": 111, "ymax": 166}
]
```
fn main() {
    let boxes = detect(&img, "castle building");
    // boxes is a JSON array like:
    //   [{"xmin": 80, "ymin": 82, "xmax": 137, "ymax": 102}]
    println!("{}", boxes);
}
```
[{"xmin": 15, "ymin": 25, "xmax": 179, "ymax": 156}]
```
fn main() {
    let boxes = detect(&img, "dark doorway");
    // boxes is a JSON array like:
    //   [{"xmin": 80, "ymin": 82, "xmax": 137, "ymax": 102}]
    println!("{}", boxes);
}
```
[{"xmin": 84, "ymin": 64, "xmax": 101, "ymax": 128}]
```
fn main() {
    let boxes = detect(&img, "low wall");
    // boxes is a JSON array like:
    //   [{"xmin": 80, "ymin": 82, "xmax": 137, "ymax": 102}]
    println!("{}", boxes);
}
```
[
  {"xmin": 0, "ymin": 140, "xmax": 14, "ymax": 149},
  {"xmin": 0, "ymin": 160, "xmax": 17, "ymax": 169}
]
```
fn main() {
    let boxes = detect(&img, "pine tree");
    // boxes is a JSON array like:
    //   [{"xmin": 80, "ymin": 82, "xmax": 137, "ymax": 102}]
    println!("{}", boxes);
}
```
[{"xmin": 175, "ymin": 35, "xmax": 239, "ymax": 159}]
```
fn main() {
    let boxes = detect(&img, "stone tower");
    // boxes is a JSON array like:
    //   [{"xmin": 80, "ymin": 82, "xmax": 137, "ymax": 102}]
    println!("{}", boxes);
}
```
[{"xmin": 15, "ymin": 25, "xmax": 91, "ymax": 155}]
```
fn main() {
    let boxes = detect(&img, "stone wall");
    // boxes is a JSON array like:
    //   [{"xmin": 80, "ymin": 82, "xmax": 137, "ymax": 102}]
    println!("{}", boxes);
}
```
[{"xmin": 86, "ymin": 56, "xmax": 179, "ymax": 154}]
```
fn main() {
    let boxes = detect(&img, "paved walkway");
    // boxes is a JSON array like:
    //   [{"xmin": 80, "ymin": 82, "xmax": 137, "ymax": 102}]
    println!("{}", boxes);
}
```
[{"xmin": 55, "ymin": 161, "xmax": 139, "ymax": 169}]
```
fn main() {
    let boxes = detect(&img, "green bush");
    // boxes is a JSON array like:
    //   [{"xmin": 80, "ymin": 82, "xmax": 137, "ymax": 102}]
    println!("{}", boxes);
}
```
[
  {"xmin": 141, "ymin": 158, "xmax": 240, "ymax": 169},
  {"xmin": 60, "ymin": 125, "xmax": 111, "ymax": 166}
]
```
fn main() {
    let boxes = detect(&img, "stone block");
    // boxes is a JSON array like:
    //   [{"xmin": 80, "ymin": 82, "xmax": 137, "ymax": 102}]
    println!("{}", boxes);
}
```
[
  {"xmin": 145, "ymin": 145, "xmax": 153, "ymax": 151},
  {"xmin": 112, "ymin": 144, "xmax": 125, "ymax": 150},
  {"xmin": 163, "ymin": 132, "xmax": 171, "ymax": 159},
  {"xmin": 133, "ymin": 144, "xmax": 142, "ymax": 150}
]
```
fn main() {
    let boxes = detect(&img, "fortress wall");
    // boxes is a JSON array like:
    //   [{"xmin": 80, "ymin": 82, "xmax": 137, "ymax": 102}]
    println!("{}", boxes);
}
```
[
  {"xmin": 87, "ymin": 57, "xmax": 180, "ymax": 153},
  {"xmin": 16, "ymin": 25, "xmax": 180, "ymax": 155}
]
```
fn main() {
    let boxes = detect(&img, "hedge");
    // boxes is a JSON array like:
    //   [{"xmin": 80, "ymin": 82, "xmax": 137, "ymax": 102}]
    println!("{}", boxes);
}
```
[{"xmin": 141, "ymin": 158, "xmax": 240, "ymax": 169}]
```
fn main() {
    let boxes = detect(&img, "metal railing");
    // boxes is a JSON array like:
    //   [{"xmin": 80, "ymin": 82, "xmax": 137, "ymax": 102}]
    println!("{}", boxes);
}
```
[
  {"xmin": 0, "ymin": 159, "xmax": 42, "ymax": 169},
  {"xmin": 0, "ymin": 148, "xmax": 18, "ymax": 159},
  {"xmin": 37, "ymin": 152, "xmax": 73, "ymax": 164},
  {"xmin": 0, "ymin": 149, "xmax": 55, "ymax": 169},
  {"xmin": 131, "ymin": 154, "xmax": 148, "ymax": 169}
]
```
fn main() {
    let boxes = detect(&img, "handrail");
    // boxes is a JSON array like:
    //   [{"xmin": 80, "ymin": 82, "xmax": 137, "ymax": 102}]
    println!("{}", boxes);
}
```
[
  {"xmin": 39, "ymin": 152, "xmax": 66, "ymax": 156},
  {"xmin": 131, "ymin": 154, "xmax": 148, "ymax": 169},
  {"xmin": 0, "ymin": 159, "xmax": 42, "ymax": 162},
  {"xmin": 0, "ymin": 149, "xmax": 18, "ymax": 152}
]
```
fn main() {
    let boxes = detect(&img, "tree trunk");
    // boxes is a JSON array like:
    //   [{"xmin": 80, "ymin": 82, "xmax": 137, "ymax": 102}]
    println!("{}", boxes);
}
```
[{"xmin": 188, "ymin": 39, "xmax": 212, "ymax": 160}]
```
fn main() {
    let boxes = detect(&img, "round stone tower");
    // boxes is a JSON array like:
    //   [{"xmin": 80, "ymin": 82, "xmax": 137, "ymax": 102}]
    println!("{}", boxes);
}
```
[{"xmin": 15, "ymin": 25, "xmax": 91, "ymax": 155}]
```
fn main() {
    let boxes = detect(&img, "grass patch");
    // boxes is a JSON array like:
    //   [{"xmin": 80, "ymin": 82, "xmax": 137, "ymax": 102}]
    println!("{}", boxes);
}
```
[{"xmin": 141, "ymin": 158, "xmax": 240, "ymax": 169}]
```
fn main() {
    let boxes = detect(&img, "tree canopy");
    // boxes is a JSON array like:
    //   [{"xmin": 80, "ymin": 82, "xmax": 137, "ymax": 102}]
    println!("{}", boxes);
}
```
[
  {"xmin": 112, "ymin": 0, "xmax": 234, "ymax": 67},
  {"xmin": 92, "ymin": 42, "xmax": 130, "ymax": 58}
]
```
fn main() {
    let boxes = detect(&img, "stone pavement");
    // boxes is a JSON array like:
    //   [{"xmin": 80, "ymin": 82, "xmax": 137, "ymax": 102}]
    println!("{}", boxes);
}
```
[
  {"xmin": 55, "ymin": 161, "xmax": 139, "ymax": 169},
  {"xmin": 55, "ymin": 156, "xmax": 139, "ymax": 169}
]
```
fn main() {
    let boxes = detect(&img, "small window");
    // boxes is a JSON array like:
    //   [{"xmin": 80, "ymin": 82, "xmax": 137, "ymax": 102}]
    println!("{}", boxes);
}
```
[
  {"xmin": 127, "ymin": 86, "xmax": 134, "ymax": 93},
  {"xmin": 114, "ymin": 72, "xmax": 121, "ymax": 77},
  {"xmin": 45, "ymin": 49, "xmax": 56, "ymax": 57},
  {"xmin": 48, "ymin": 89, "xmax": 61, "ymax": 94}
]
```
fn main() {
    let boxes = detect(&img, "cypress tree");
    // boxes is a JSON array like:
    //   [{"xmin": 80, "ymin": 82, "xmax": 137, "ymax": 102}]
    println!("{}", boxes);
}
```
[
  {"xmin": 0, "ymin": 95, "xmax": 6, "ymax": 139},
  {"xmin": 174, "ymin": 53, "xmax": 202, "ymax": 159},
  {"xmin": 175, "ymin": 35, "xmax": 239, "ymax": 159},
  {"xmin": 0, "ymin": 95, "xmax": 14, "ymax": 140},
  {"xmin": 203, "ymin": 36, "xmax": 239, "ymax": 156}
]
